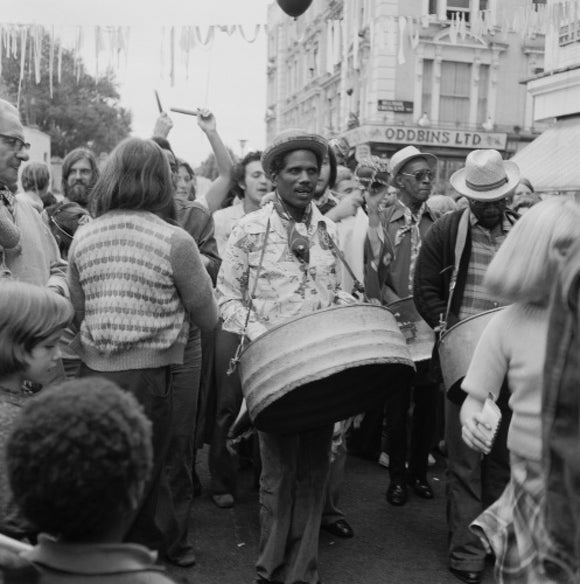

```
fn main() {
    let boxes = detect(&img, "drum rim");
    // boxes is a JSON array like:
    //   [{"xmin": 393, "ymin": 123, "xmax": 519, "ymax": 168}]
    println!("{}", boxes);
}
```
[
  {"xmin": 239, "ymin": 303, "xmax": 394, "ymax": 357},
  {"xmin": 439, "ymin": 306, "xmax": 505, "ymax": 342},
  {"xmin": 385, "ymin": 295, "xmax": 414, "ymax": 308}
]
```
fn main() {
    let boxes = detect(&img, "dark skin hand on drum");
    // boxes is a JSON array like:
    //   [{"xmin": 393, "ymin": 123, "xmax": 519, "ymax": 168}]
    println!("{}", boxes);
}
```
[{"xmin": 272, "ymin": 150, "xmax": 319, "ymax": 222}]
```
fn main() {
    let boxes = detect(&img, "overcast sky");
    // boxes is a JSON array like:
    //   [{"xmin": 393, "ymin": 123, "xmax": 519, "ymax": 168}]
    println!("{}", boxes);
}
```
[{"xmin": 4, "ymin": 0, "xmax": 274, "ymax": 165}]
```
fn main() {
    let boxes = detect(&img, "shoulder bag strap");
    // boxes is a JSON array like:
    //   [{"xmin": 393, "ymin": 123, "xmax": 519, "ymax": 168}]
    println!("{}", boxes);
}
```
[{"xmin": 441, "ymin": 209, "xmax": 469, "ymax": 334}]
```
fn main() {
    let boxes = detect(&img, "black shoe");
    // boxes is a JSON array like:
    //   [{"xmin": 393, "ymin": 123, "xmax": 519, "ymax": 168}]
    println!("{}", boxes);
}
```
[
  {"xmin": 408, "ymin": 477, "xmax": 434, "ymax": 499},
  {"xmin": 386, "ymin": 481, "xmax": 407, "ymax": 506},
  {"xmin": 449, "ymin": 567, "xmax": 482, "ymax": 584},
  {"xmin": 321, "ymin": 518, "xmax": 354, "ymax": 538},
  {"xmin": 166, "ymin": 548, "xmax": 196, "ymax": 567}
]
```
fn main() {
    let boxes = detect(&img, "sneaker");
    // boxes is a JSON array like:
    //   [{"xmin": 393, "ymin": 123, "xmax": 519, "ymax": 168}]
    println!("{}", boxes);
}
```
[{"xmin": 378, "ymin": 452, "xmax": 389, "ymax": 468}]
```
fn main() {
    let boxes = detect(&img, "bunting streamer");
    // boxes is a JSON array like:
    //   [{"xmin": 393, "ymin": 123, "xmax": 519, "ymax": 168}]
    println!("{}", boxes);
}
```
[
  {"xmin": 237, "ymin": 24, "xmax": 261, "ymax": 43},
  {"xmin": 0, "ymin": 1, "xmax": 577, "ymax": 99}
]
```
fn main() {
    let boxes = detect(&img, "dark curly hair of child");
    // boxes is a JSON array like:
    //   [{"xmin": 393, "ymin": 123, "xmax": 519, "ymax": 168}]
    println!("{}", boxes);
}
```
[{"xmin": 6, "ymin": 377, "xmax": 153, "ymax": 541}]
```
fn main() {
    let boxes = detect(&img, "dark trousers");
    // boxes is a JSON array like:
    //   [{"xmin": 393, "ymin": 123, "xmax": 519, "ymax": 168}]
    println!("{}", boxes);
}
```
[
  {"xmin": 208, "ymin": 326, "xmax": 244, "ymax": 496},
  {"xmin": 79, "ymin": 364, "xmax": 178, "ymax": 554},
  {"xmin": 256, "ymin": 425, "xmax": 333, "ymax": 584},
  {"xmin": 445, "ymin": 384, "xmax": 511, "ymax": 572},
  {"xmin": 166, "ymin": 326, "xmax": 202, "ymax": 558},
  {"xmin": 385, "ymin": 366, "xmax": 438, "ymax": 482}
]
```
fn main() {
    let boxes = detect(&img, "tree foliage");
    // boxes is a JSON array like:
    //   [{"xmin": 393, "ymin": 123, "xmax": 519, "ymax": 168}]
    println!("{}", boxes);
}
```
[
  {"xmin": 0, "ymin": 29, "xmax": 132, "ymax": 157},
  {"xmin": 196, "ymin": 147, "xmax": 238, "ymax": 180}
]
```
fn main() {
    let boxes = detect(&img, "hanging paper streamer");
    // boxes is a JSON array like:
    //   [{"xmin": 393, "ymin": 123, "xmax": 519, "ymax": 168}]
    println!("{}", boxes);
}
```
[
  {"xmin": 49, "ymin": 27, "xmax": 55, "ymax": 98},
  {"xmin": 195, "ymin": 25, "xmax": 215, "ymax": 48},
  {"xmin": 17, "ymin": 27, "xmax": 28, "ymax": 110},
  {"xmin": 237, "ymin": 24, "xmax": 261, "ymax": 43}
]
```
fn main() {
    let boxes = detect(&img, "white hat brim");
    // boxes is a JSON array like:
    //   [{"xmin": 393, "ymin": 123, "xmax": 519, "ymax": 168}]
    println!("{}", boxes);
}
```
[
  {"xmin": 450, "ymin": 160, "xmax": 520, "ymax": 201},
  {"xmin": 391, "ymin": 152, "xmax": 438, "ymax": 180}
]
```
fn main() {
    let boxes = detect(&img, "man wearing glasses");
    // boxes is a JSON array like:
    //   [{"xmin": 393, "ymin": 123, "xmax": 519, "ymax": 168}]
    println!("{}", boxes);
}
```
[
  {"xmin": 363, "ymin": 146, "xmax": 439, "ymax": 509},
  {"xmin": 0, "ymin": 98, "xmax": 67, "ymax": 295},
  {"xmin": 414, "ymin": 149, "xmax": 520, "ymax": 584}
]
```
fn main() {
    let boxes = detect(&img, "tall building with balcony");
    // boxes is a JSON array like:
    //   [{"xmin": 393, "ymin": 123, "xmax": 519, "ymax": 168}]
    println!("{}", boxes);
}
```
[
  {"xmin": 266, "ymin": 0, "xmax": 545, "ymax": 187},
  {"xmin": 513, "ymin": 0, "xmax": 580, "ymax": 196}
]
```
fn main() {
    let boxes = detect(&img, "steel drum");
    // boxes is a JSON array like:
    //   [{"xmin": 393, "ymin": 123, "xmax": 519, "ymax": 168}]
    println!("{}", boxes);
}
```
[
  {"xmin": 387, "ymin": 296, "xmax": 435, "ymax": 363},
  {"xmin": 238, "ymin": 304, "xmax": 415, "ymax": 434},
  {"xmin": 438, "ymin": 307, "xmax": 504, "ymax": 391}
]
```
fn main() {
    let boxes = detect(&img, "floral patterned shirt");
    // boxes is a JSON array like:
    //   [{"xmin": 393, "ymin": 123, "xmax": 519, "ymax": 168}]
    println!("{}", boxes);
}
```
[{"xmin": 217, "ymin": 202, "xmax": 350, "ymax": 340}]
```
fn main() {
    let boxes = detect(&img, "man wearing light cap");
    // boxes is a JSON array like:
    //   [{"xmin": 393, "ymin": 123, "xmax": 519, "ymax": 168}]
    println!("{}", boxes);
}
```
[
  {"xmin": 362, "ymin": 146, "xmax": 439, "ymax": 508},
  {"xmin": 414, "ymin": 149, "xmax": 519, "ymax": 584},
  {"xmin": 217, "ymin": 128, "xmax": 353, "ymax": 584},
  {"xmin": 0, "ymin": 98, "xmax": 67, "ymax": 294}
]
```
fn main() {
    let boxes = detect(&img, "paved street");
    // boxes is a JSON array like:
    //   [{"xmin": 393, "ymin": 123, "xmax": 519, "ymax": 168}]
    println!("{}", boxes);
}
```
[{"xmin": 167, "ymin": 447, "xmax": 495, "ymax": 584}]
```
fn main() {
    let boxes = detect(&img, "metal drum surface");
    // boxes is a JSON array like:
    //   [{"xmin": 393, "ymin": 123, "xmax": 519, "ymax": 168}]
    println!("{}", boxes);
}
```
[
  {"xmin": 387, "ymin": 296, "xmax": 435, "ymax": 363},
  {"xmin": 438, "ymin": 307, "xmax": 504, "ymax": 391},
  {"xmin": 238, "ymin": 304, "xmax": 415, "ymax": 434}
]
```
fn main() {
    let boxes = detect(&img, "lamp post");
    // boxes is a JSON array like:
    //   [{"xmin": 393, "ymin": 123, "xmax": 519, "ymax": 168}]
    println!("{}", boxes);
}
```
[{"xmin": 239, "ymin": 139, "xmax": 248, "ymax": 157}]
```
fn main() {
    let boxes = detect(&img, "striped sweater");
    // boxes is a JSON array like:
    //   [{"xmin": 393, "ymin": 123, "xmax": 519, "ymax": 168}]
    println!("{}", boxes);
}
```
[{"xmin": 68, "ymin": 210, "xmax": 218, "ymax": 371}]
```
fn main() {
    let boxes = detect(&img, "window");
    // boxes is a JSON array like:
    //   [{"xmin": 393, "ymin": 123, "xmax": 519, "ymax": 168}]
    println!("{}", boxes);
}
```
[
  {"xmin": 428, "ymin": 0, "xmax": 489, "ymax": 21},
  {"xmin": 439, "ymin": 61, "xmax": 471, "ymax": 124}
]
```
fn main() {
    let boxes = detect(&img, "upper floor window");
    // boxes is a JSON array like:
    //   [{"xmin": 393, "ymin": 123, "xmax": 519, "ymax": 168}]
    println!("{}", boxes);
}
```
[{"xmin": 429, "ymin": 0, "xmax": 489, "ymax": 22}]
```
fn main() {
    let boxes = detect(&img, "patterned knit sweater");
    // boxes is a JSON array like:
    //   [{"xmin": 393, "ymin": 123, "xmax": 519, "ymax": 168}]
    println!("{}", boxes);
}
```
[{"xmin": 68, "ymin": 210, "xmax": 218, "ymax": 371}]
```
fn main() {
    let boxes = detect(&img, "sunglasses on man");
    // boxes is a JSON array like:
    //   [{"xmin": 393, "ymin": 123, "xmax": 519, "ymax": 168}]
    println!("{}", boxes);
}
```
[{"xmin": 400, "ymin": 169, "xmax": 434, "ymax": 182}]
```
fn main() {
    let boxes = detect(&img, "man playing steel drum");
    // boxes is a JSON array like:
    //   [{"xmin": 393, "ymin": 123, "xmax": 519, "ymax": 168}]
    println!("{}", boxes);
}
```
[{"xmin": 216, "ymin": 129, "xmax": 353, "ymax": 584}]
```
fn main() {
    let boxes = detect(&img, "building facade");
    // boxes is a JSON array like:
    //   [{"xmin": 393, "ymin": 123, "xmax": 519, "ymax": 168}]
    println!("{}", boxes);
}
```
[
  {"xmin": 266, "ymin": 0, "xmax": 545, "ymax": 188},
  {"xmin": 513, "ymin": 0, "xmax": 580, "ymax": 195}
]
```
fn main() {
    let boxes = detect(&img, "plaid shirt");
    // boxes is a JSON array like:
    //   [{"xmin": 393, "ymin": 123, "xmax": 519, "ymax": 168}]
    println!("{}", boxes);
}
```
[{"xmin": 458, "ymin": 212, "xmax": 510, "ymax": 321}]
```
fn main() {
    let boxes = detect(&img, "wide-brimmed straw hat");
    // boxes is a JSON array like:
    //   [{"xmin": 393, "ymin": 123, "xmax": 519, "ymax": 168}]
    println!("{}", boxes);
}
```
[
  {"xmin": 262, "ymin": 129, "xmax": 328, "ymax": 179},
  {"xmin": 388, "ymin": 145, "xmax": 437, "ymax": 180},
  {"xmin": 450, "ymin": 149, "xmax": 520, "ymax": 201}
]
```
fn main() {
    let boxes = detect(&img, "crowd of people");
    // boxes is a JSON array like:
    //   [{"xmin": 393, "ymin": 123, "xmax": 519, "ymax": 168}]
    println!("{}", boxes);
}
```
[{"xmin": 1, "ymin": 92, "xmax": 580, "ymax": 584}]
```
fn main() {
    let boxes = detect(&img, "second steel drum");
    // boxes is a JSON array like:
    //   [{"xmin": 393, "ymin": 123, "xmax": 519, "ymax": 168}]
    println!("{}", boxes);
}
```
[
  {"xmin": 238, "ymin": 304, "xmax": 415, "ymax": 434},
  {"xmin": 386, "ymin": 296, "xmax": 435, "ymax": 363},
  {"xmin": 438, "ymin": 307, "xmax": 504, "ymax": 392}
]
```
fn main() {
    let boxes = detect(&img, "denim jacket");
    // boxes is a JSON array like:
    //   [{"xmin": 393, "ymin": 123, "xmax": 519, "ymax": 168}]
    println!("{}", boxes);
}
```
[{"xmin": 541, "ymin": 244, "xmax": 580, "ymax": 583}]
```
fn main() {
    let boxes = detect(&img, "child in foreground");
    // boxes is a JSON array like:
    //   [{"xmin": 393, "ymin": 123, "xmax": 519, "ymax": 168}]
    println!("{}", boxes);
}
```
[
  {"xmin": 0, "ymin": 281, "xmax": 72, "ymax": 538},
  {"xmin": 3, "ymin": 377, "xmax": 177, "ymax": 583},
  {"xmin": 460, "ymin": 198, "xmax": 580, "ymax": 583}
]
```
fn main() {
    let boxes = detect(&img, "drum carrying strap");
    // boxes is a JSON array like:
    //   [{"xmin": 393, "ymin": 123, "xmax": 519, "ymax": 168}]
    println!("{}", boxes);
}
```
[
  {"xmin": 440, "ymin": 209, "xmax": 469, "ymax": 335},
  {"xmin": 317, "ymin": 221, "xmax": 367, "ymax": 301},
  {"xmin": 227, "ymin": 217, "xmax": 272, "ymax": 375}
]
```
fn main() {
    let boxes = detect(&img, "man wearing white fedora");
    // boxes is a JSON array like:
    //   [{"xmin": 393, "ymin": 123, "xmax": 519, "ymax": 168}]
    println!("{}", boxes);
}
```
[
  {"xmin": 414, "ymin": 149, "xmax": 520, "ymax": 584},
  {"xmin": 364, "ymin": 145, "xmax": 440, "ymax": 508}
]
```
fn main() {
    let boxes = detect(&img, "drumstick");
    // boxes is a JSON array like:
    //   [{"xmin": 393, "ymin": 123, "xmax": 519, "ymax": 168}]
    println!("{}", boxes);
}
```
[
  {"xmin": 154, "ymin": 90, "xmax": 163, "ymax": 113},
  {"xmin": 0, "ymin": 533, "xmax": 33, "ymax": 554},
  {"xmin": 170, "ymin": 107, "xmax": 199, "ymax": 117}
]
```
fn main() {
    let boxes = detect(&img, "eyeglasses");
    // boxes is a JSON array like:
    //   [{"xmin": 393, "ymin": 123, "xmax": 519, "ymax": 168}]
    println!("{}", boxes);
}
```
[
  {"xmin": 0, "ymin": 134, "xmax": 30, "ymax": 153},
  {"xmin": 400, "ymin": 169, "xmax": 434, "ymax": 182}
]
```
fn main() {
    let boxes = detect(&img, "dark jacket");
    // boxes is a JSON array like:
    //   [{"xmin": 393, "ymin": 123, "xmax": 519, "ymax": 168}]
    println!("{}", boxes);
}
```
[
  {"xmin": 413, "ymin": 208, "xmax": 518, "ymax": 330},
  {"xmin": 364, "ymin": 202, "xmax": 436, "ymax": 304},
  {"xmin": 413, "ymin": 209, "xmax": 518, "ymax": 400},
  {"xmin": 541, "ymin": 241, "xmax": 580, "ymax": 583},
  {"xmin": 175, "ymin": 199, "xmax": 221, "ymax": 285}
]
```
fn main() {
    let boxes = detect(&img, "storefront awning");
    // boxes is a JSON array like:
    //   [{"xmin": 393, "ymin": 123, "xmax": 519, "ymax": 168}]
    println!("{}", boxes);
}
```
[{"xmin": 512, "ymin": 118, "xmax": 580, "ymax": 193}]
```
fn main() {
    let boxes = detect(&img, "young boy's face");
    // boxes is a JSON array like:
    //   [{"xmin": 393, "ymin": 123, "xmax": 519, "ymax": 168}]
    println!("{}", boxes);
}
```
[{"xmin": 24, "ymin": 330, "xmax": 64, "ymax": 386}]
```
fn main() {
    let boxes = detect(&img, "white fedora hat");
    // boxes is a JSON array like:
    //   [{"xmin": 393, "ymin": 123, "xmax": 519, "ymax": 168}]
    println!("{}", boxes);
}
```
[
  {"xmin": 450, "ymin": 149, "xmax": 520, "ymax": 201},
  {"xmin": 388, "ymin": 145, "xmax": 437, "ymax": 180}
]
